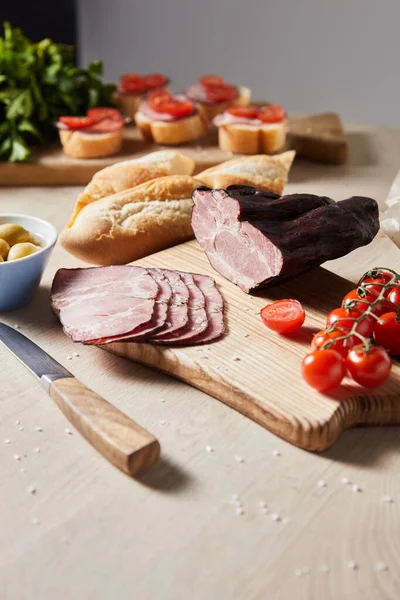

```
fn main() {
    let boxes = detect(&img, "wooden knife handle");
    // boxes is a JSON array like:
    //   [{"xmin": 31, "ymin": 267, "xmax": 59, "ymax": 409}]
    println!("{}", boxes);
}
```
[{"xmin": 48, "ymin": 377, "xmax": 160, "ymax": 476}]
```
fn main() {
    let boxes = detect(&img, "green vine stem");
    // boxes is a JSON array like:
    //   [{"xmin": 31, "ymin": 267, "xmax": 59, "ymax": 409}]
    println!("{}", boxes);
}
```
[{"xmin": 321, "ymin": 267, "xmax": 400, "ymax": 352}]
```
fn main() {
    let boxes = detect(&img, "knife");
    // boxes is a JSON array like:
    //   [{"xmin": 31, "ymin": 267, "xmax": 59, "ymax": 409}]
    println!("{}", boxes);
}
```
[{"xmin": 0, "ymin": 323, "xmax": 160, "ymax": 476}]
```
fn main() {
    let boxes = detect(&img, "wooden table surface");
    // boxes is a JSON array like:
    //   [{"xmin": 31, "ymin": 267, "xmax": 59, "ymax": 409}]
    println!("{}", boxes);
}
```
[{"xmin": 0, "ymin": 122, "xmax": 400, "ymax": 600}]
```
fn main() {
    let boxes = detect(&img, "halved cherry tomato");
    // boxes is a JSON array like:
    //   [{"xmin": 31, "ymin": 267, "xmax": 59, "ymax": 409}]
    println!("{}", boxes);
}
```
[
  {"xmin": 258, "ymin": 105, "xmax": 285, "ymax": 123},
  {"xmin": 326, "ymin": 307, "xmax": 374, "ymax": 338},
  {"xmin": 59, "ymin": 116, "xmax": 97, "ymax": 129},
  {"xmin": 346, "ymin": 345, "xmax": 391, "ymax": 388},
  {"xmin": 260, "ymin": 299, "xmax": 305, "ymax": 334},
  {"xmin": 143, "ymin": 73, "xmax": 168, "ymax": 89},
  {"xmin": 200, "ymin": 75, "xmax": 226, "ymax": 88},
  {"xmin": 301, "ymin": 349, "xmax": 345, "ymax": 392},
  {"xmin": 373, "ymin": 312, "xmax": 400, "ymax": 355},
  {"xmin": 120, "ymin": 73, "xmax": 147, "ymax": 94},
  {"xmin": 227, "ymin": 105, "xmax": 260, "ymax": 119},
  {"xmin": 87, "ymin": 107, "xmax": 124, "ymax": 122},
  {"xmin": 155, "ymin": 99, "xmax": 195, "ymax": 118},
  {"xmin": 386, "ymin": 285, "xmax": 400, "ymax": 309},
  {"xmin": 311, "ymin": 329, "xmax": 356, "ymax": 358},
  {"xmin": 206, "ymin": 85, "xmax": 237, "ymax": 104}
]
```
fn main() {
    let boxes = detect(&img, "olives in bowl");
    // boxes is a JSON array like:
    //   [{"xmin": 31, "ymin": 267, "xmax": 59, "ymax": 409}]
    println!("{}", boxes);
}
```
[{"xmin": 0, "ymin": 215, "xmax": 58, "ymax": 311}]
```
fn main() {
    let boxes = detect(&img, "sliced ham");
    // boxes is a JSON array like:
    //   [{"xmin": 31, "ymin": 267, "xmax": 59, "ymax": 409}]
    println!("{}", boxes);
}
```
[
  {"xmin": 192, "ymin": 185, "xmax": 380, "ymax": 293},
  {"xmin": 51, "ymin": 266, "xmax": 158, "ymax": 343},
  {"xmin": 188, "ymin": 274, "xmax": 225, "ymax": 344},
  {"xmin": 151, "ymin": 269, "xmax": 189, "ymax": 340},
  {"xmin": 154, "ymin": 271, "xmax": 208, "ymax": 344}
]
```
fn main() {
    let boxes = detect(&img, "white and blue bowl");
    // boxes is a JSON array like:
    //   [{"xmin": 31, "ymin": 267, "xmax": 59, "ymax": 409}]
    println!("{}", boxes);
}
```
[{"xmin": 0, "ymin": 214, "xmax": 58, "ymax": 312}]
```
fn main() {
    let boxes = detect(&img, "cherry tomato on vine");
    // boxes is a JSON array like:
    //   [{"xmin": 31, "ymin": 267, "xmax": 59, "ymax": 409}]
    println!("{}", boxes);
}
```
[
  {"xmin": 343, "ymin": 288, "xmax": 391, "ymax": 317},
  {"xmin": 357, "ymin": 272, "xmax": 394, "ymax": 298},
  {"xmin": 346, "ymin": 345, "xmax": 391, "ymax": 388},
  {"xmin": 301, "ymin": 349, "xmax": 346, "ymax": 392},
  {"xmin": 373, "ymin": 312, "xmax": 400, "ymax": 355},
  {"xmin": 386, "ymin": 286, "xmax": 400, "ymax": 309},
  {"xmin": 311, "ymin": 329, "xmax": 356, "ymax": 358},
  {"xmin": 260, "ymin": 299, "xmax": 305, "ymax": 334},
  {"xmin": 326, "ymin": 307, "xmax": 374, "ymax": 338}
]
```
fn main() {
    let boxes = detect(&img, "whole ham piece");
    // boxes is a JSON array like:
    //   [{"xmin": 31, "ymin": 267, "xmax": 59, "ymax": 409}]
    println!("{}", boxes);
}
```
[{"xmin": 191, "ymin": 185, "xmax": 380, "ymax": 293}]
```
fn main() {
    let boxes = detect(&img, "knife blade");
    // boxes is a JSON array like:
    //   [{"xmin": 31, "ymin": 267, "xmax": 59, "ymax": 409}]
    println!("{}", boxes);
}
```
[{"xmin": 0, "ymin": 323, "xmax": 160, "ymax": 476}]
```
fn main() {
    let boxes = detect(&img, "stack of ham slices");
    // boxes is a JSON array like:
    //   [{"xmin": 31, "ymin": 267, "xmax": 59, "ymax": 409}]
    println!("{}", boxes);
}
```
[{"xmin": 51, "ymin": 266, "xmax": 225, "ymax": 346}]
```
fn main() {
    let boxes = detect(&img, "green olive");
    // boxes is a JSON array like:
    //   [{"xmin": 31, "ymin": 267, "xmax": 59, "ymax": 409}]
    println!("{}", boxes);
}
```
[
  {"xmin": 7, "ymin": 242, "xmax": 40, "ymax": 261},
  {"xmin": 0, "ymin": 223, "xmax": 32, "ymax": 246},
  {"xmin": 0, "ymin": 238, "xmax": 10, "ymax": 259}
]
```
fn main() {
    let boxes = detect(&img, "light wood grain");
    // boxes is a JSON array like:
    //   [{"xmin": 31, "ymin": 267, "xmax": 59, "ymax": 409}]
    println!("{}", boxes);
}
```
[
  {"xmin": 104, "ymin": 239, "xmax": 400, "ymax": 452},
  {"xmin": 0, "ymin": 113, "xmax": 347, "ymax": 186},
  {"xmin": 0, "ymin": 122, "xmax": 400, "ymax": 600},
  {"xmin": 48, "ymin": 377, "xmax": 160, "ymax": 476}
]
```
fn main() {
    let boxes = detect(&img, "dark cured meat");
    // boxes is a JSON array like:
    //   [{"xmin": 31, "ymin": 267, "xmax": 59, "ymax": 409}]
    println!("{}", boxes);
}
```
[{"xmin": 191, "ymin": 185, "xmax": 380, "ymax": 293}]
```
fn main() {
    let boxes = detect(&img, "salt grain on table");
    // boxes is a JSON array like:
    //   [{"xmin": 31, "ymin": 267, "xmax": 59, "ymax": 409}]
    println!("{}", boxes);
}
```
[
  {"xmin": 34, "ymin": 426, "xmax": 42, "ymax": 432},
  {"xmin": 341, "ymin": 477, "xmax": 351, "ymax": 485},
  {"xmin": 73, "ymin": 352, "xmax": 80, "ymax": 357},
  {"xmin": 31, "ymin": 517, "xmax": 40, "ymax": 525},
  {"xmin": 243, "ymin": 333, "xmax": 250, "ymax": 338},
  {"xmin": 381, "ymin": 496, "xmax": 393, "ymax": 503},
  {"xmin": 13, "ymin": 324, "xmax": 21, "ymax": 329},
  {"xmin": 347, "ymin": 560, "xmax": 358, "ymax": 570},
  {"xmin": 34, "ymin": 448, "xmax": 40, "ymax": 453},
  {"xmin": 375, "ymin": 562, "xmax": 389, "ymax": 571},
  {"xmin": 320, "ymin": 564, "xmax": 330, "ymax": 573},
  {"xmin": 64, "ymin": 428, "xmax": 73, "ymax": 436},
  {"xmin": 205, "ymin": 445, "xmax": 214, "ymax": 453},
  {"xmin": 27, "ymin": 485, "xmax": 36, "ymax": 495},
  {"xmin": 18, "ymin": 427, "xmax": 24, "ymax": 431},
  {"xmin": 66, "ymin": 355, "xmax": 72, "ymax": 360},
  {"xmin": 20, "ymin": 468, "xmax": 26, "ymax": 473},
  {"xmin": 317, "ymin": 480, "xmax": 327, "ymax": 488},
  {"xmin": 352, "ymin": 484, "xmax": 361, "ymax": 493},
  {"xmin": 272, "ymin": 449, "xmax": 281, "ymax": 457},
  {"xmin": 3, "ymin": 439, "xmax": 11, "ymax": 444},
  {"xmin": 159, "ymin": 398, "xmax": 166, "ymax": 403},
  {"xmin": 234, "ymin": 455, "xmax": 244, "ymax": 463},
  {"xmin": 271, "ymin": 513, "xmax": 280, "ymax": 522},
  {"xmin": 231, "ymin": 356, "xmax": 240, "ymax": 362},
  {"xmin": 235, "ymin": 507, "xmax": 244, "ymax": 516},
  {"xmin": 13, "ymin": 454, "xmax": 21, "ymax": 461},
  {"xmin": 159, "ymin": 420, "xmax": 167, "ymax": 426}
]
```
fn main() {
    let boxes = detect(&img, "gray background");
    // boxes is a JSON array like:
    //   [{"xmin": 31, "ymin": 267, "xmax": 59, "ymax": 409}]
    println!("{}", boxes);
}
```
[{"xmin": 78, "ymin": 0, "xmax": 400, "ymax": 127}]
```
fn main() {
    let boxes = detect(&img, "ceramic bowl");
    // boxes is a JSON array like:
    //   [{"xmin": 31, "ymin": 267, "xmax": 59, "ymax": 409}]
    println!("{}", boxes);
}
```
[{"xmin": 0, "ymin": 214, "xmax": 58, "ymax": 312}]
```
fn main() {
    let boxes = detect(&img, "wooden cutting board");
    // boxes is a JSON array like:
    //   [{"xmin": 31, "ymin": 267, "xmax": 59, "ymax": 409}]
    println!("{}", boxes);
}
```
[
  {"xmin": 103, "ymin": 240, "xmax": 400, "ymax": 452},
  {"xmin": 0, "ymin": 113, "xmax": 347, "ymax": 186}
]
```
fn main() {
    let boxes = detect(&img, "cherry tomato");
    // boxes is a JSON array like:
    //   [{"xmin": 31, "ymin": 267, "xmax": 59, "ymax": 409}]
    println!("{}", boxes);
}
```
[
  {"xmin": 206, "ymin": 85, "xmax": 237, "ymax": 104},
  {"xmin": 258, "ymin": 105, "xmax": 285, "ymax": 123},
  {"xmin": 227, "ymin": 105, "xmax": 260, "ymax": 119},
  {"xmin": 200, "ymin": 75, "xmax": 226, "ymax": 88},
  {"xmin": 342, "ymin": 288, "xmax": 389, "ymax": 317},
  {"xmin": 86, "ymin": 107, "xmax": 124, "ymax": 123},
  {"xmin": 346, "ymin": 345, "xmax": 391, "ymax": 388},
  {"xmin": 326, "ymin": 307, "xmax": 374, "ymax": 338},
  {"xmin": 311, "ymin": 329, "xmax": 356, "ymax": 358},
  {"xmin": 155, "ymin": 99, "xmax": 195, "ymax": 118},
  {"xmin": 260, "ymin": 299, "xmax": 305, "ymax": 334},
  {"xmin": 373, "ymin": 312, "xmax": 400, "ymax": 355},
  {"xmin": 143, "ymin": 73, "xmax": 168, "ymax": 89},
  {"xmin": 120, "ymin": 73, "xmax": 147, "ymax": 94},
  {"xmin": 58, "ymin": 116, "xmax": 97, "ymax": 129},
  {"xmin": 357, "ymin": 272, "xmax": 394, "ymax": 300},
  {"xmin": 301, "ymin": 349, "xmax": 346, "ymax": 392},
  {"xmin": 386, "ymin": 286, "xmax": 400, "ymax": 309}
]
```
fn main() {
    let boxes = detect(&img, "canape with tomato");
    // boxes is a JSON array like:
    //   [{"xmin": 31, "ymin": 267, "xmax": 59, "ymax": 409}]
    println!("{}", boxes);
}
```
[
  {"xmin": 135, "ymin": 89, "xmax": 209, "ymax": 146},
  {"xmin": 114, "ymin": 73, "xmax": 170, "ymax": 120},
  {"xmin": 213, "ymin": 104, "xmax": 287, "ymax": 154},
  {"xmin": 185, "ymin": 75, "xmax": 251, "ymax": 121},
  {"xmin": 56, "ymin": 107, "xmax": 125, "ymax": 159}
]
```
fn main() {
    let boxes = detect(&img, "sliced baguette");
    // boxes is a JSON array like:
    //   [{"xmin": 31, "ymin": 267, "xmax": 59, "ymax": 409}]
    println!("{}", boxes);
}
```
[
  {"xmin": 200, "ymin": 85, "xmax": 252, "ymax": 121},
  {"xmin": 59, "ymin": 129, "xmax": 123, "ymax": 159},
  {"xmin": 60, "ymin": 175, "xmax": 202, "ymax": 265},
  {"xmin": 113, "ymin": 92, "xmax": 142, "ymax": 120},
  {"xmin": 217, "ymin": 121, "xmax": 287, "ymax": 154},
  {"xmin": 197, "ymin": 151, "xmax": 295, "ymax": 195},
  {"xmin": 67, "ymin": 150, "xmax": 195, "ymax": 227},
  {"xmin": 135, "ymin": 109, "xmax": 209, "ymax": 145}
]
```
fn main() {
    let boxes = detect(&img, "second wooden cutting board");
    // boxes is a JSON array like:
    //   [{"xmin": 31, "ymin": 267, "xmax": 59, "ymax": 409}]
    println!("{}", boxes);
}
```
[{"xmin": 103, "ymin": 240, "xmax": 400, "ymax": 452}]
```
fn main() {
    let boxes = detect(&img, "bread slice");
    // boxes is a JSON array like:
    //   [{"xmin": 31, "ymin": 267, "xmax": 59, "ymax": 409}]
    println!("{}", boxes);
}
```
[
  {"xmin": 201, "ymin": 86, "xmax": 252, "ymax": 121},
  {"xmin": 67, "ymin": 150, "xmax": 195, "ymax": 227},
  {"xmin": 59, "ymin": 175, "xmax": 203, "ymax": 265},
  {"xmin": 217, "ymin": 121, "xmax": 287, "ymax": 154},
  {"xmin": 288, "ymin": 112, "xmax": 347, "ymax": 164},
  {"xmin": 113, "ymin": 92, "xmax": 142, "ymax": 120},
  {"xmin": 135, "ymin": 110, "xmax": 209, "ymax": 145},
  {"xmin": 59, "ymin": 129, "xmax": 123, "ymax": 159},
  {"xmin": 197, "ymin": 151, "xmax": 295, "ymax": 195}
]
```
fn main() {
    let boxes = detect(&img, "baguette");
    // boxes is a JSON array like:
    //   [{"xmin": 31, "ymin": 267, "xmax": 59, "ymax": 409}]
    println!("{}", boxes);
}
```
[
  {"xmin": 59, "ymin": 175, "xmax": 202, "ymax": 265},
  {"xmin": 200, "ymin": 86, "xmax": 251, "ymax": 121},
  {"xmin": 67, "ymin": 150, "xmax": 195, "ymax": 227},
  {"xmin": 217, "ymin": 121, "xmax": 287, "ymax": 154},
  {"xmin": 59, "ymin": 129, "xmax": 123, "ymax": 159},
  {"xmin": 197, "ymin": 151, "xmax": 295, "ymax": 195},
  {"xmin": 113, "ymin": 92, "xmax": 142, "ymax": 120},
  {"xmin": 135, "ymin": 109, "xmax": 209, "ymax": 145}
]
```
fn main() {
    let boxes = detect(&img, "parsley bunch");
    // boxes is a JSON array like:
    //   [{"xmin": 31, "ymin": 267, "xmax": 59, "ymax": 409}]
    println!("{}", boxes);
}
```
[{"xmin": 0, "ymin": 22, "xmax": 116, "ymax": 162}]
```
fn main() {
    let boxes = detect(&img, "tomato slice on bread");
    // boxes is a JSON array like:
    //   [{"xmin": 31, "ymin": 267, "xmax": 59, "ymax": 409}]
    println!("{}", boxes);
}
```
[
  {"xmin": 206, "ymin": 85, "xmax": 237, "ymax": 104},
  {"xmin": 258, "ymin": 105, "xmax": 285, "ymax": 123},
  {"xmin": 87, "ymin": 107, "xmax": 124, "ymax": 122},
  {"xmin": 227, "ymin": 105, "xmax": 260, "ymax": 119},
  {"xmin": 157, "ymin": 100, "xmax": 194, "ymax": 118},
  {"xmin": 200, "ymin": 75, "xmax": 226, "ymax": 88},
  {"xmin": 59, "ymin": 116, "xmax": 97, "ymax": 129},
  {"xmin": 143, "ymin": 73, "xmax": 168, "ymax": 89},
  {"xmin": 119, "ymin": 73, "xmax": 148, "ymax": 94}
]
